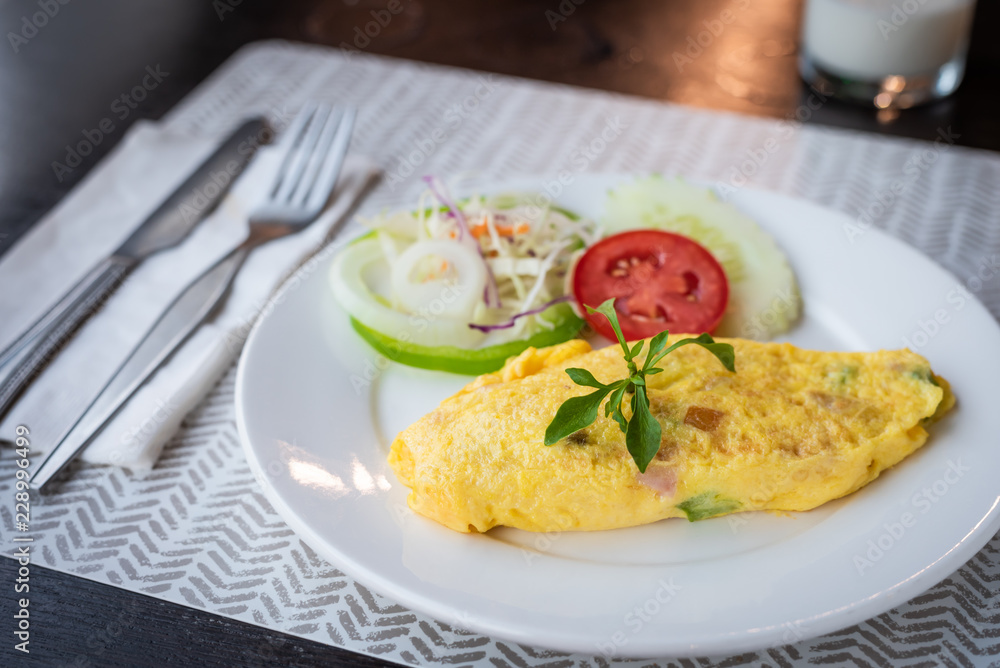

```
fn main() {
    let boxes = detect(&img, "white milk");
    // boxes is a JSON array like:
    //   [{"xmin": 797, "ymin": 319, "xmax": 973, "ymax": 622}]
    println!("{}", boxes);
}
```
[{"xmin": 803, "ymin": 0, "xmax": 976, "ymax": 80}]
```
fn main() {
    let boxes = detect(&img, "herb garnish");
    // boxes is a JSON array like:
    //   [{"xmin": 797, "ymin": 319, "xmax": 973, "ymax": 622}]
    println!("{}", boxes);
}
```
[{"xmin": 543, "ymin": 299, "xmax": 736, "ymax": 473}]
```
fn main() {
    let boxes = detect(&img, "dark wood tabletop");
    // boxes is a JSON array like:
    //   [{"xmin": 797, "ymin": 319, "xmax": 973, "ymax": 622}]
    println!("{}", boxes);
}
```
[{"xmin": 1, "ymin": 0, "xmax": 998, "ymax": 665}]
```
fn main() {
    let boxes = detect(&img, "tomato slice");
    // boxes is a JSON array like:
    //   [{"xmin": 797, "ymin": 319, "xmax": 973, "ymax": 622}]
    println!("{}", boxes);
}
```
[{"xmin": 572, "ymin": 230, "xmax": 729, "ymax": 340}]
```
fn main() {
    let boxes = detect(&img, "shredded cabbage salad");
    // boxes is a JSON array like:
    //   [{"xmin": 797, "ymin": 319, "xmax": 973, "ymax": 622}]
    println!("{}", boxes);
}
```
[
  {"xmin": 330, "ymin": 178, "xmax": 601, "ymax": 358},
  {"xmin": 331, "ymin": 174, "xmax": 800, "ymax": 373}
]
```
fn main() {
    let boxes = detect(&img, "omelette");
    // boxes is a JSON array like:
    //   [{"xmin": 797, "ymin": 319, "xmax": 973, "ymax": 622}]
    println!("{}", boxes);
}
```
[{"xmin": 388, "ymin": 338, "xmax": 954, "ymax": 533}]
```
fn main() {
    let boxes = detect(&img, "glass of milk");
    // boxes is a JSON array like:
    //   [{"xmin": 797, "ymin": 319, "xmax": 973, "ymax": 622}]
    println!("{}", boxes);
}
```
[{"xmin": 800, "ymin": 0, "xmax": 977, "ymax": 108}]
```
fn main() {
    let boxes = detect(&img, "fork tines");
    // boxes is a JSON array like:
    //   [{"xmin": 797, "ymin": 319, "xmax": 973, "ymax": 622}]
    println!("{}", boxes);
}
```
[{"xmin": 264, "ymin": 103, "xmax": 356, "ymax": 222}]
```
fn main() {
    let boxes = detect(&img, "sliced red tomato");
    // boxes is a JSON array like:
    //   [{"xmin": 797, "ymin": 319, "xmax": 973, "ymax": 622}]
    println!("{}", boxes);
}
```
[{"xmin": 572, "ymin": 230, "xmax": 729, "ymax": 341}]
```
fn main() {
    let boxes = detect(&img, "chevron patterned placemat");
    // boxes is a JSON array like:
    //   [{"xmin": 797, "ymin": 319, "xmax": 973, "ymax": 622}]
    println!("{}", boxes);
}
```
[{"xmin": 3, "ymin": 41, "xmax": 1000, "ymax": 667}]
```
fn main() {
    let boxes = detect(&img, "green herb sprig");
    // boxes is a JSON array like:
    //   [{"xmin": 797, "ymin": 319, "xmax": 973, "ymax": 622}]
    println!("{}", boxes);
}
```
[{"xmin": 543, "ymin": 299, "xmax": 736, "ymax": 473}]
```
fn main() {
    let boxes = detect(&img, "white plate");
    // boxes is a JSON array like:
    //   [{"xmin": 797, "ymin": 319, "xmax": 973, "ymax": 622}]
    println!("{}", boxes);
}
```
[{"xmin": 235, "ymin": 175, "xmax": 1000, "ymax": 658}]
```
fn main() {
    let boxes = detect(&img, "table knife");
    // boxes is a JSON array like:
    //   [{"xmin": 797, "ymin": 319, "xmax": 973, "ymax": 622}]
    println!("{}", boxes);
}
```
[
  {"xmin": 29, "ymin": 107, "xmax": 368, "ymax": 490},
  {"xmin": 0, "ymin": 117, "xmax": 269, "ymax": 420},
  {"xmin": 29, "ymin": 249, "xmax": 246, "ymax": 489}
]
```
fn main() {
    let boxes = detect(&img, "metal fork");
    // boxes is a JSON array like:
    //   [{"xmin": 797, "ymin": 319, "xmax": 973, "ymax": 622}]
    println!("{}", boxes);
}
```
[{"xmin": 30, "ymin": 103, "xmax": 355, "ymax": 489}]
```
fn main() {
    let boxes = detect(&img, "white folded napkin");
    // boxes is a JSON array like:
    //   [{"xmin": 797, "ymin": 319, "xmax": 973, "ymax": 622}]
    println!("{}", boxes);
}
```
[{"xmin": 0, "ymin": 120, "xmax": 378, "ymax": 471}]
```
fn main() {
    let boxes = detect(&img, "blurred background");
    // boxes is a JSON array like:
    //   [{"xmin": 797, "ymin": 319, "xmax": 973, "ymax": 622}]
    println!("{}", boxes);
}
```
[{"xmin": 1, "ymin": 0, "xmax": 996, "ymax": 257}]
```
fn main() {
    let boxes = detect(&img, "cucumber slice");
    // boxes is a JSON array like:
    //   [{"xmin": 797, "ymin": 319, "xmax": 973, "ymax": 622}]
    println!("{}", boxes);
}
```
[
  {"xmin": 351, "ymin": 303, "xmax": 584, "ymax": 375},
  {"xmin": 603, "ymin": 175, "xmax": 800, "ymax": 339}
]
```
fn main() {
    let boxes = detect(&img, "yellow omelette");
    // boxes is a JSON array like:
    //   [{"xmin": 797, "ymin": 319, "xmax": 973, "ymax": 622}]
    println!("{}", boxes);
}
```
[{"xmin": 388, "ymin": 337, "xmax": 954, "ymax": 533}]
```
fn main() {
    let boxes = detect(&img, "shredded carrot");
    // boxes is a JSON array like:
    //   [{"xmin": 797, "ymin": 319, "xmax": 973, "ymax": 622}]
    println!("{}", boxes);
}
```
[
  {"xmin": 469, "ymin": 219, "xmax": 530, "ymax": 238},
  {"xmin": 446, "ymin": 216, "xmax": 530, "ymax": 239},
  {"xmin": 422, "ymin": 260, "xmax": 450, "ymax": 282}
]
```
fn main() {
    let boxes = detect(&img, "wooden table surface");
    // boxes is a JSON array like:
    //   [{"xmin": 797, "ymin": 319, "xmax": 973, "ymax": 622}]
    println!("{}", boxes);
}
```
[{"xmin": 1, "ymin": 0, "xmax": 998, "ymax": 665}]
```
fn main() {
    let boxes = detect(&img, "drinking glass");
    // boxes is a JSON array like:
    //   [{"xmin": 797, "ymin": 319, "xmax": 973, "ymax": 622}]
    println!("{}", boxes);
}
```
[{"xmin": 799, "ymin": 0, "xmax": 977, "ymax": 108}]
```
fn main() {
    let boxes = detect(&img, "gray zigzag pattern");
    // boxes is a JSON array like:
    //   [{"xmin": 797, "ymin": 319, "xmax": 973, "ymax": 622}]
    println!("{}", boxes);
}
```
[
  {"xmin": 2, "ymin": 384, "xmax": 1000, "ymax": 666},
  {"xmin": 3, "ymin": 41, "xmax": 1000, "ymax": 667}
]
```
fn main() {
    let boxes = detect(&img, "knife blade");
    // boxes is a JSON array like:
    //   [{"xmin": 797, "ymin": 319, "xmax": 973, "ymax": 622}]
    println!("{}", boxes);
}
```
[
  {"xmin": 0, "ymin": 117, "xmax": 269, "ymax": 419},
  {"xmin": 29, "ymin": 248, "xmax": 246, "ymax": 489}
]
